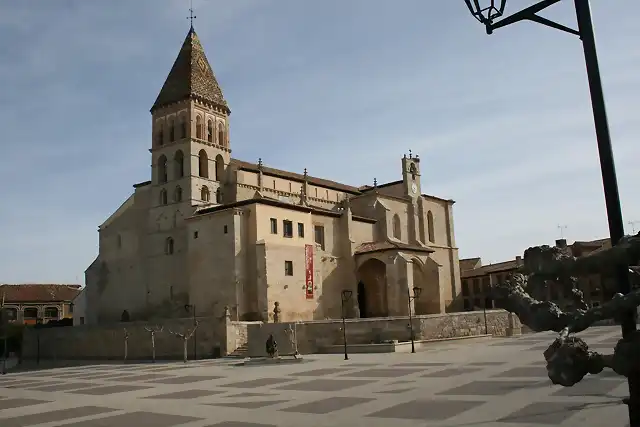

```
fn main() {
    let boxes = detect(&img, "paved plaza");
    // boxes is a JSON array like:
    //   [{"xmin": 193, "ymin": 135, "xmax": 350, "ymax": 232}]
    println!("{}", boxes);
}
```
[{"xmin": 0, "ymin": 326, "xmax": 632, "ymax": 427}]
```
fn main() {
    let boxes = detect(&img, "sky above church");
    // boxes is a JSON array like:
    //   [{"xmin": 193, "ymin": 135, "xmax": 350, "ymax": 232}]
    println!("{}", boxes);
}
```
[{"xmin": 0, "ymin": 0, "xmax": 638, "ymax": 284}]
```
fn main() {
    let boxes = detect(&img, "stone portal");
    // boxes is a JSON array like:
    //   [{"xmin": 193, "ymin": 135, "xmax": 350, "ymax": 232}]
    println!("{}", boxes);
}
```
[{"xmin": 356, "ymin": 258, "xmax": 388, "ymax": 317}]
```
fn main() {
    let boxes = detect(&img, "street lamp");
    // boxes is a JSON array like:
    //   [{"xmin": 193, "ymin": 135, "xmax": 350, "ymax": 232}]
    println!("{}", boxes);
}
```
[
  {"xmin": 464, "ymin": 1, "xmax": 638, "ymax": 424},
  {"xmin": 340, "ymin": 290, "xmax": 353, "ymax": 361},
  {"xmin": 407, "ymin": 287, "xmax": 422, "ymax": 353},
  {"xmin": 184, "ymin": 304, "xmax": 197, "ymax": 360}
]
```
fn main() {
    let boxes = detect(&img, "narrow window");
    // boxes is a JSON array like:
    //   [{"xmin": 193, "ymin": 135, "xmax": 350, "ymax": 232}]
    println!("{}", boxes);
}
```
[
  {"xmin": 207, "ymin": 119, "xmax": 213, "ymax": 142},
  {"xmin": 215, "ymin": 187, "xmax": 221, "ymax": 203},
  {"xmin": 174, "ymin": 150, "xmax": 184, "ymax": 178},
  {"xmin": 116, "ymin": 234, "xmax": 122, "ymax": 249},
  {"xmin": 314, "ymin": 225, "xmax": 325, "ymax": 250},
  {"xmin": 270, "ymin": 218, "xmax": 278, "ymax": 234},
  {"xmin": 427, "ymin": 210, "xmax": 435, "ymax": 243},
  {"xmin": 223, "ymin": 225, "xmax": 228, "ymax": 234},
  {"xmin": 283, "ymin": 220, "xmax": 293, "ymax": 238},
  {"xmin": 392, "ymin": 214, "xmax": 401, "ymax": 240},
  {"xmin": 159, "ymin": 189, "xmax": 168, "ymax": 205},
  {"xmin": 165, "ymin": 237, "xmax": 174, "ymax": 255},
  {"xmin": 180, "ymin": 117, "xmax": 187, "ymax": 138},
  {"xmin": 174, "ymin": 186, "xmax": 182, "ymax": 202},
  {"xmin": 193, "ymin": 231, "xmax": 199, "ymax": 239},
  {"xmin": 297, "ymin": 223, "xmax": 305, "ymax": 238},
  {"xmin": 218, "ymin": 123, "xmax": 225, "ymax": 146},
  {"xmin": 198, "ymin": 150, "xmax": 209, "ymax": 178},
  {"xmin": 169, "ymin": 119, "xmax": 175, "ymax": 141},
  {"xmin": 196, "ymin": 115, "xmax": 203, "ymax": 139},
  {"xmin": 284, "ymin": 260, "xmax": 293, "ymax": 276},
  {"xmin": 158, "ymin": 155, "xmax": 168, "ymax": 184},
  {"xmin": 156, "ymin": 125, "xmax": 164, "ymax": 146}
]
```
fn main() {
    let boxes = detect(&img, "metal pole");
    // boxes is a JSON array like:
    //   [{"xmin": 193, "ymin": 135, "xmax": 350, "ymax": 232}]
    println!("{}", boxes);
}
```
[
  {"xmin": 408, "ymin": 288, "xmax": 415, "ymax": 354},
  {"xmin": 341, "ymin": 297, "xmax": 348, "ymax": 360},
  {"xmin": 483, "ymin": 296, "xmax": 488, "ymax": 335},
  {"xmin": 574, "ymin": 1, "xmax": 639, "ymax": 423},
  {"xmin": 2, "ymin": 309, "xmax": 7, "ymax": 375},
  {"xmin": 193, "ymin": 306, "xmax": 197, "ymax": 360}
]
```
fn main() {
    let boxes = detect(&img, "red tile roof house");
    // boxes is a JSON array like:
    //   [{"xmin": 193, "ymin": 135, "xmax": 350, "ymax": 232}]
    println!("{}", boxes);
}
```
[{"xmin": 0, "ymin": 284, "xmax": 82, "ymax": 325}]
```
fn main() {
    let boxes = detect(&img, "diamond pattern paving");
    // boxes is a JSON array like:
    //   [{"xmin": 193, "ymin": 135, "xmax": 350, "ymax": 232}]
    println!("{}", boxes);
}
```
[
  {"xmin": 0, "ymin": 406, "xmax": 116, "ymax": 427},
  {"xmin": 438, "ymin": 380, "xmax": 543, "ymax": 396},
  {"xmin": 275, "ymin": 378, "xmax": 373, "ymax": 392},
  {"xmin": 281, "ymin": 397, "xmax": 373, "ymax": 414},
  {"xmin": 0, "ymin": 398, "xmax": 49, "ymax": 410},
  {"xmin": 56, "ymin": 411, "xmax": 202, "ymax": 427},
  {"xmin": 343, "ymin": 368, "xmax": 423, "ymax": 377},
  {"xmin": 498, "ymin": 401, "xmax": 582, "ymax": 425},
  {"xmin": 0, "ymin": 326, "xmax": 631, "ymax": 427},
  {"xmin": 69, "ymin": 385, "xmax": 152, "ymax": 395},
  {"xmin": 367, "ymin": 399, "xmax": 484, "ymax": 420}
]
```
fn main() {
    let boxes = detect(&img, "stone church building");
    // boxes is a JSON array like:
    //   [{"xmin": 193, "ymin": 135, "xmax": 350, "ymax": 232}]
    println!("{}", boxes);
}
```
[{"xmin": 84, "ymin": 26, "xmax": 462, "ymax": 324}]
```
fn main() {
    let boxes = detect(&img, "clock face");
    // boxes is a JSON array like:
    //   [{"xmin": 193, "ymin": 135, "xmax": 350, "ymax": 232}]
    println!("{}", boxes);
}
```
[{"xmin": 411, "ymin": 183, "xmax": 418, "ymax": 194}]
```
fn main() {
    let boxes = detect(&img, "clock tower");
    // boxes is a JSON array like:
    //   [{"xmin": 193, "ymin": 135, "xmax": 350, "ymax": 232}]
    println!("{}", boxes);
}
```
[{"xmin": 402, "ymin": 151, "xmax": 421, "ymax": 200}]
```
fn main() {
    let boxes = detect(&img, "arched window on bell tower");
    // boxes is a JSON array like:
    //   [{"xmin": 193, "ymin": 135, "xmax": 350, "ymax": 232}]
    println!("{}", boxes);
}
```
[
  {"xmin": 174, "ymin": 150, "xmax": 184, "ymax": 178},
  {"xmin": 207, "ymin": 119, "xmax": 213, "ymax": 142},
  {"xmin": 169, "ymin": 119, "xmax": 175, "ymax": 142},
  {"xmin": 158, "ymin": 155, "xmax": 167, "ymax": 184},
  {"xmin": 180, "ymin": 116, "xmax": 187, "ymax": 139},
  {"xmin": 198, "ymin": 150, "xmax": 208, "ymax": 178},
  {"xmin": 156, "ymin": 125, "xmax": 164, "ymax": 146},
  {"xmin": 217, "ymin": 123, "xmax": 225, "ymax": 147},
  {"xmin": 196, "ymin": 115, "xmax": 203, "ymax": 139}
]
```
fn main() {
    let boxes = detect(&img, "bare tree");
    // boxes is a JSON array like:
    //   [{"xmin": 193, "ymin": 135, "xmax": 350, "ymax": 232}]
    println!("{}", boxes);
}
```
[
  {"xmin": 123, "ymin": 328, "xmax": 129, "ymax": 361},
  {"xmin": 169, "ymin": 321, "xmax": 198, "ymax": 363},
  {"xmin": 144, "ymin": 325, "xmax": 164, "ymax": 363}
]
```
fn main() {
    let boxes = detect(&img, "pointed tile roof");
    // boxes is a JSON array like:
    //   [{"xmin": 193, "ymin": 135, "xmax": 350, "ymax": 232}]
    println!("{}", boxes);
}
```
[{"xmin": 151, "ymin": 26, "xmax": 229, "ymax": 113}]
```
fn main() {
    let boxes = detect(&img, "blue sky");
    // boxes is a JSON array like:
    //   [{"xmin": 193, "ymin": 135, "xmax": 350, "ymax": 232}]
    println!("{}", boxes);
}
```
[{"xmin": 0, "ymin": 0, "xmax": 638, "ymax": 284}]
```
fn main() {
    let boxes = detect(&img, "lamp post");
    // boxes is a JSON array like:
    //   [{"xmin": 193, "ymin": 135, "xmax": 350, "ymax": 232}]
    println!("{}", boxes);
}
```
[
  {"xmin": 184, "ymin": 304, "xmax": 197, "ymax": 360},
  {"xmin": 463, "ymin": 1, "xmax": 638, "ymax": 424},
  {"xmin": 340, "ymin": 290, "xmax": 353, "ymax": 361},
  {"xmin": 407, "ymin": 287, "xmax": 422, "ymax": 353}
]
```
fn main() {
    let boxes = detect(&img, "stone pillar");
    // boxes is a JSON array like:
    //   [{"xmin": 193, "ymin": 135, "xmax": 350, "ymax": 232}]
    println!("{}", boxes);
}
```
[{"xmin": 506, "ymin": 312, "xmax": 522, "ymax": 337}]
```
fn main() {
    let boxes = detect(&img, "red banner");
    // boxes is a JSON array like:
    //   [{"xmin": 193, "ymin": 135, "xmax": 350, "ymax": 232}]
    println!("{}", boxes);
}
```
[{"xmin": 305, "ymin": 244, "xmax": 314, "ymax": 299}]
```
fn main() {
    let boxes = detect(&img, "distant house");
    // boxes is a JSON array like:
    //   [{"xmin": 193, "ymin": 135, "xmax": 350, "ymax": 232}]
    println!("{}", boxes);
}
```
[
  {"xmin": 0, "ymin": 284, "xmax": 81, "ymax": 325},
  {"xmin": 460, "ymin": 238, "xmax": 614, "ymax": 312}
]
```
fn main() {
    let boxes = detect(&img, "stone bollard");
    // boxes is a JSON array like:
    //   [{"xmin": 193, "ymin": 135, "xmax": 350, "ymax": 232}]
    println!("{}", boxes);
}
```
[{"xmin": 506, "ymin": 312, "xmax": 522, "ymax": 337}]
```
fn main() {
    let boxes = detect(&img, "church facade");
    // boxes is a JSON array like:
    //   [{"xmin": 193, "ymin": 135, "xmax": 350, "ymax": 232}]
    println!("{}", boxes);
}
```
[{"xmin": 84, "ymin": 26, "xmax": 462, "ymax": 324}]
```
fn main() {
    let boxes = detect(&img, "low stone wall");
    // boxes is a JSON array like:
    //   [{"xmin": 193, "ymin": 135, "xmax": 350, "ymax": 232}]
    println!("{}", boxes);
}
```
[
  {"xmin": 242, "ymin": 310, "xmax": 518, "ymax": 357},
  {"xmin": 22, "ymin": 316, "xmax": 228, "ymax": 361},
  {"xmin": 23, "ymin": 310, "xmax": 519, "ymax": 360}
]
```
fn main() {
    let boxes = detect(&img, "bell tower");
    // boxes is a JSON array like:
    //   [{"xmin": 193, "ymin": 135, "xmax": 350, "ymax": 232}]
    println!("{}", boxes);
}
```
[
  {"xmin": 149, "ymin": 24, "xmax": 231, "ymax": 212},
  {"xmin": 402, "ymin": 150, "xmax": 421, "ymax": 200}
]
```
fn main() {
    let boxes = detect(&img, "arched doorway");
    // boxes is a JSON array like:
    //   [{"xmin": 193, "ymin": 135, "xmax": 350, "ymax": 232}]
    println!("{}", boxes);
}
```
[
  {"xmin": 412, "ymin": 258, "xmax": 441, "ymax": 315},
  {"xmin": 356, "ymin": 258, "xmax": 388, "ymax": 317}
]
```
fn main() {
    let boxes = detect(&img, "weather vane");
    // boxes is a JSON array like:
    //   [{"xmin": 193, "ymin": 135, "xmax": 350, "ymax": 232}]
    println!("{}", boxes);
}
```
[{"xmin": 187, "ymin": 0, "xmax": 196, "ymax": 28}]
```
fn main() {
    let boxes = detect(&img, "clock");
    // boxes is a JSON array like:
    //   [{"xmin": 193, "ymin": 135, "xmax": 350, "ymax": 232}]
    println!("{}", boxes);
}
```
[{"xmin": 411, "ymin": 183, "xmax": 418, "ymax": 194}]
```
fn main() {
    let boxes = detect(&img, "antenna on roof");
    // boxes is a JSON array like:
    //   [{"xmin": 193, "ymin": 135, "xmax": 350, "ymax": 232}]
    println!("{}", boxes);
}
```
[
  {"xmin": 557, "ymin": 224, "xmax": 568, "ymax": 239},
  {"xmin": 187, "ymin": 0, "xmax": 197, "ymax": 28}
]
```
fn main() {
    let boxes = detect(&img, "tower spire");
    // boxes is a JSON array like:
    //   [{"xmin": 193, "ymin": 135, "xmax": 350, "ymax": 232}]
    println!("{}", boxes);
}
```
[{"xmin": 187, "ymin": 0, "xmax": 196, "ymax": 29}]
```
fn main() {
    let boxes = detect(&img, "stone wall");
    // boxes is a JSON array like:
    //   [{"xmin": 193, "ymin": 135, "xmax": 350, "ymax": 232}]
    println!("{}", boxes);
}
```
[
  {"xmin": 22, "ymin": 316, "xmax": 228, "ymax": 361},
  {"xmin": 22, "ymin": 310, "xmax": 518, "ymax": 360},
  {"xmin": 242, "ymin": 310, "xmax": 518, "ymax": 357}
]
